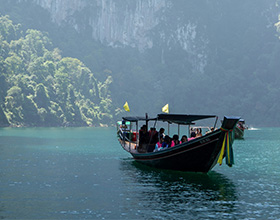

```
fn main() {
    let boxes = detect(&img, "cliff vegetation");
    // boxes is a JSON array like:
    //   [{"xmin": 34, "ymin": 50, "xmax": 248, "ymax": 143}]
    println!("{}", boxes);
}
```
[{"xmin": 0, "ymin": 15, "xmax": 114, "ymax": 127}]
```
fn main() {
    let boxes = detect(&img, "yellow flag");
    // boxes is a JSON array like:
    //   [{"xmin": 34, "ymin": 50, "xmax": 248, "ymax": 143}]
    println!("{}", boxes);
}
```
[
  {"xmin": 123, "ymin": 102, "xmax": 130, "ymax": 112},
  {"xmin": 162, "ymin": 104, "xmax": 169, "ymax": 113}
]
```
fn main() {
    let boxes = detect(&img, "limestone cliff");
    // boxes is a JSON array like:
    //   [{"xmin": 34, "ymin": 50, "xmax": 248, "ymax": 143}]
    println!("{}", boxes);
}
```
[
  {"xmin": 30, "ymin": 0, "xmax": 278, "ymax": 74},
  {"xmin": 31, "ymin": 0, "xmax": 209, "ymax": 73},
  {"xmin": 34, "ymin": 0, "xmax": 167, "ymax": 49}
]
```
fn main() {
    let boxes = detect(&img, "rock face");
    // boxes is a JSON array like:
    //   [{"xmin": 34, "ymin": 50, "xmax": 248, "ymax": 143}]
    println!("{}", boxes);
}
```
[
  {"xmin": 31, "ymin": 0, "xmax": 278, "ymax": 74},
  {"xmin": 34, "ymin": 0, "xmax": 87, "ymax": 24},
  {"xmin": 32, "ymin": 0, "xmax": 210, "ymax": 73},
  {"xmin": 89, "ymin": 0, "xmax": 167, "ymax": 51},
  {"xmin": 34, "ymin": 0, "xmax": 167, "ymax": 49}
]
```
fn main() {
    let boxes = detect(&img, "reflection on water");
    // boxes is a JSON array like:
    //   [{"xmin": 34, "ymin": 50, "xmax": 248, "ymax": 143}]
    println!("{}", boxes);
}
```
[{"xmin": 120, "ymin": 159, "xmax": 238, "ymax": 219}]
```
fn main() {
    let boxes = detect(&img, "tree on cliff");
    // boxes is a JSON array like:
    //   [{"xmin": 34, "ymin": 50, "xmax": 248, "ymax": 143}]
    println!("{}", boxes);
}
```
[{"xmin": 0, "ymin": 15, "xmax": 114, "ymax": 127}]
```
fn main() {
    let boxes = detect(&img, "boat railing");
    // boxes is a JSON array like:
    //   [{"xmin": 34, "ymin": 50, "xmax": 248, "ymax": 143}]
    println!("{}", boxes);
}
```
[
  {"xmin": 118, "ymin": 127, "xmax": 137, "ymax": 142},
  {"xmin": 117, "ymin": 126, "xmax": 138, "ymax": 152}
]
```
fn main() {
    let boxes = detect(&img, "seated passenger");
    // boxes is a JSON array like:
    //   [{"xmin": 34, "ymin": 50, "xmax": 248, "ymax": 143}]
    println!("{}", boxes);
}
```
[
  {"xmin": 159, "ymin": 135, "xmax": 171, "ymax": 150},
  {"xmin": 121, "ymin": 120, "xmax": 127, "ymax": 130},
  {"xmin": 180, "ymin": 135, "xmax": 188, "ymax": 143},
  {"xmin": 196, "ymin": 128, "xmax": 202, "ymax": 137},
  {"xmin": 170, "ymin": 134, "xmax": 180, "ymax": 147},
  {"xmin": 158, "ymin": 128, "xmax": 166, "ymax": 139},
  {"xmin": 206, "ymin": 127, "xmax": 214, "ymax": 134},
  {"xmin": 188, "ymin": 132, "xmax": 196, "ymax": 141},
  {"xmin": 154, "ymin": 135, "xmax": 164, "ymax": 152}
]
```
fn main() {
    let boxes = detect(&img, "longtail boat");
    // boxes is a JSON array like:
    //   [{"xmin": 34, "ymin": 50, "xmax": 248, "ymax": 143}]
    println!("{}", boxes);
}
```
[
  {"xmin": 117, "ymin": 113, "xmax": 240, "ymax": 173},
  {"xmin": 234, "ymin": 119, "xmax": 246, "ymax": 139}
]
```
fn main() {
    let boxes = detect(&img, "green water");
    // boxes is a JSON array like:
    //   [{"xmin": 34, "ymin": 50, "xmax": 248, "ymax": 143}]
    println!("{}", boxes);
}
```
[{"xmin": 0, "ymin": 127, "xmax": 279, "ymax": 219}]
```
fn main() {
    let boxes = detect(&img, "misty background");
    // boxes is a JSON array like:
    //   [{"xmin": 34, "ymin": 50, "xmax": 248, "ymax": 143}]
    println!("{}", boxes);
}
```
[{"xmin": 1, "ymin": 0, "xmax": 280, "ymax": 127}]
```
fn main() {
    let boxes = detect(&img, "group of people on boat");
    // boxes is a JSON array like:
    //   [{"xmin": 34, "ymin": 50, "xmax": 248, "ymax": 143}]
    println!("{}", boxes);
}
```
[
  {"xmin": 138, "ymin": 125, "xmax": 208, "ymax": 153},
  {"xmin": 153, "ymin": 134, "xmax": 188, "ymax": 152}
]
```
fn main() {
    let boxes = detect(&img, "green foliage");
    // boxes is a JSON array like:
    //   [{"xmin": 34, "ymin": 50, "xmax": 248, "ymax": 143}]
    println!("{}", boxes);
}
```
[
  {"xmin": 0, "ymin": 15, "xmax": 114, "ymax": 127},
  {"xmin": 0, "ymin": 15, "xmax": 21, "ymax": 42}
]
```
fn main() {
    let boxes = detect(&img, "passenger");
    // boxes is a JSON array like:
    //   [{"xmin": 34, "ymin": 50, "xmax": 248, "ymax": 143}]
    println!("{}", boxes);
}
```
[
  {"xmin": 180, "ymin": 135, "xmax": 188, "ymax": 143},
  {"xmin": 121, "ymin": 120, "xmax": 127, "ymax": 130},
  {"xmin": 158, "ymin": 128, "xmax": 165, "ymax": 139},
  {"xmin": 154, "ymin": 135, "xmax": 164, "ymax": 152},
  {"xmin": 188, "ymin": 132, "xmax": 196, "ymax": 141},
  {"xmin": 149, "ymin": 127, "xmax": 158, "ymax": 144},
  {"xmin": 170, "ymin": 134, "xmax": 180, "ymax": 147},
  {"xmin": 190, "ymin": 127, "xmax": 195, "ymax": 134},
  {"xmin": 196, "ymin": 128, "xmax": 202, "ymax": 137},
  {"xmin": 160, "ymin": 135, "xmax": 171, "ymax": 150},
  {"xmin": 206, "ymin": 127, "xmax": 214, "ymax": 134},
  {"xmin": 139, "ymin": 125, "xmax": 149, "ymax": 152},
  {"xmin": 140, "ymin": 125, "xmax": 149, "ymax": 143}
]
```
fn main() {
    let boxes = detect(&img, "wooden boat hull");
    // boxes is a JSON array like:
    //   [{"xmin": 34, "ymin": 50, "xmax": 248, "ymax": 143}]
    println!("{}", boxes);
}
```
[{"xmin": 131, "ymin": 130, "xmax": 223, "ymax": 173}]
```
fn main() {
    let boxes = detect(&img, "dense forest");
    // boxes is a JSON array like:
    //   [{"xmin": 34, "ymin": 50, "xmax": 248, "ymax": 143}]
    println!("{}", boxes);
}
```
[
  {"xmin": 0, "ymin": 15, "xmax": 115, "ymax": 127},
  {"xmin": 1, "ymin": 1, "xmax": 280, "ymax": 127}
]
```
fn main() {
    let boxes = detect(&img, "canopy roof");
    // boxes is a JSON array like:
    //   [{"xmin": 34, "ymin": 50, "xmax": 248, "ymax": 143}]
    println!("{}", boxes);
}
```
[
  {"xmin": 122, "ymin": 114, "xmax": 216, "ymax": 125},
  {"xmin": 157, "ymin": 114, "xmax": 216, "ymax": 125},
  {"xmin": 122, "ymin": 116, "xmax": 157, "ymax": 122}
]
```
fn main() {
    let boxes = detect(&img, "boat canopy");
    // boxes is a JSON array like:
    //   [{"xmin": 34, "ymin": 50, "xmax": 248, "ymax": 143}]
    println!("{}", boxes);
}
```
[
  {"xmin": 157, "ymin": 114, "xmax": 216, "ymax": 125},
  {"xmin": 122, "ymin": 116, "xmax": 157, "ymax": 122},
  {"xmin": 122, "ymin": 114, "xmax": 216, "ymax": 125}
]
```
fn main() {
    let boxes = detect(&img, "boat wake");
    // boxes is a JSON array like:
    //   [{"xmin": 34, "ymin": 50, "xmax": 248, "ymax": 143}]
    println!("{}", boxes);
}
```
[{"xmin": 248, "ymin": 127, "xmax": 260, "ymax": 130}]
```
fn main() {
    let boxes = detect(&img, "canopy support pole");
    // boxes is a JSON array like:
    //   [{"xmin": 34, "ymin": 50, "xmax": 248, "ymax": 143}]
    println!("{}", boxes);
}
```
[
  {"xmin": 136, "ymin": 121, "xmax": 139, "ymax": 148},
  {"xmin": 129, "ymin": 121, "xmax": 131, "ymax": 152},
  {"xmin": 168, "ymin": 123, "xmax": 170, "ymax": 136},
  {"xmin": 213, "ymin": 116, "xmax": 218, "ymax": 129},
  {"xmin": 145, "ymin": 113, "xmax": 148, "ymax": 131}
]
